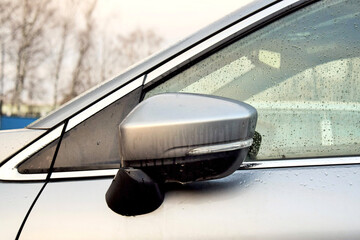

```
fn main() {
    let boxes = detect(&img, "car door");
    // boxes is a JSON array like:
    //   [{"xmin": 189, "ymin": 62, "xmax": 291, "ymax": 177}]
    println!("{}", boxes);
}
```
[{"xmin": 15, "ymin": 0, "xmax": 360, "ymax": 239}]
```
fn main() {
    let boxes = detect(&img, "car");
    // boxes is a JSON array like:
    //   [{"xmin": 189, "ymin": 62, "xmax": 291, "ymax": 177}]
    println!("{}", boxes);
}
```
[{"xmin": 1, "ymin": 0, "xmax": 360, "ymax": 239}]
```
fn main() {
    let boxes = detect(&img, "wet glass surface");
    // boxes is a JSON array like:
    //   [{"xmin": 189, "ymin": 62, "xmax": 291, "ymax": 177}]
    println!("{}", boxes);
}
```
[{"xmin": 146, "ymin": 0, "xmax": 360, "ymax": 160}]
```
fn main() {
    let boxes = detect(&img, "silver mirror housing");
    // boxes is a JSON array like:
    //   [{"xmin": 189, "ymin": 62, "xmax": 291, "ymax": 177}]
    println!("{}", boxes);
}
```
[{"xmin": 119, "ymin": 93, "xmax": 257, "ymax": 183}]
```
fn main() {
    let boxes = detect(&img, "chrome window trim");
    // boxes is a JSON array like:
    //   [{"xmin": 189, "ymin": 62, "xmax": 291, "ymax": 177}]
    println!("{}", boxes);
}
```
[
  {"xmin": 241, "ymin": 156, "xmax": 360, "ymax": 169},
  {"xmin": 66, "ymin": 76, "xmax": 144, "ymax": 132},
  {"xmin": 46, "ymin": 156, "xmax": 360, "ymax": 180},
  {"xmin": 51, "ymin": 169, "xmax": 118, "ymax": 179},
  {"xmin": 145, "ymin": 0, "xmax": 301, "ymax": 86},
  {"xmin": 3, "ymin": 148, "xmax": 359, "ymax": 181},
  {"xmin": 0, "ymin": 124, "xmax": 64, "ymax": 181}
]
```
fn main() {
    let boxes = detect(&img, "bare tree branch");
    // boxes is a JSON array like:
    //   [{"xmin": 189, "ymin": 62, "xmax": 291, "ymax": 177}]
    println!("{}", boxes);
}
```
[
  {"xmin": 52, "ymin": 21, "xmax": 69, "ymax": 108},
  {"xmin": 63, "ymin": 0, "xmax": 97, "ymax": 103},
  {"xmin": 10, "ymin": 0, "xmax": 54, "ymax": 113}
]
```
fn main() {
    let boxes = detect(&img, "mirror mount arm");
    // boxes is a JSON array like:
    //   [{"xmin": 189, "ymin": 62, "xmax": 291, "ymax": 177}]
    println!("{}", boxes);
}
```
[{"xmin": 106, "ymin": 168, "xmax": 164, "ymax": 216}]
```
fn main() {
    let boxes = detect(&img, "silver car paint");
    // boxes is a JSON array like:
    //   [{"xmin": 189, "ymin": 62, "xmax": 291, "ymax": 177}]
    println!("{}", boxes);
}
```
[
  {"xmin": 0, "ymin": 129, "xmax": 46, "ymax": 238},
  {"xmin": 0, "ymin": 129, "xmax": 46, "ymax": 165},
  {"xmin": 0, "ymin": 182, "xmax": 44, "ymax": 240},
  {"xmin": 120, "ymin": 93, "xmax": 257, "ymax": 161},
  {"xmin": 20, "ymin": 164, "xmax": 360, "ymax": 240}
]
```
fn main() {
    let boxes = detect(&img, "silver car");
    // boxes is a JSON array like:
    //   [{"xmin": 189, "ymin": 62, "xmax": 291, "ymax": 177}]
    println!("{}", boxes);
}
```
[{"xmin": 1, "ymin": 0, "xmax": 360, "ymax": 239}]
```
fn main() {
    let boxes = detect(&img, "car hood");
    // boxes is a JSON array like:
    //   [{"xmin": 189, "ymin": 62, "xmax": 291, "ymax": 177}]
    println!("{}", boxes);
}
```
[{"xmin": 0, "ymin": 128, "xmax": 46, "ymax": 165}]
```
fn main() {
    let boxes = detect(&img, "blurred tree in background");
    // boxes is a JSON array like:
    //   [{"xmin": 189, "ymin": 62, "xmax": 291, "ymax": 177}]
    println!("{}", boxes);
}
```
[{"xmin": 0, "ymin": 0, "xmax": 163, "ymax": 117}]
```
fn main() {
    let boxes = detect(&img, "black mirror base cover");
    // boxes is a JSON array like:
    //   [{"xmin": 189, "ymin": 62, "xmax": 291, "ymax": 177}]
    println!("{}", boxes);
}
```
[
  {"xmin": 106, "ymin": 168, "xmax": 164, "ymax": 216},
  {"xmin": 127, "ymin": 148, "xmax": 249, "ymax": 184}
]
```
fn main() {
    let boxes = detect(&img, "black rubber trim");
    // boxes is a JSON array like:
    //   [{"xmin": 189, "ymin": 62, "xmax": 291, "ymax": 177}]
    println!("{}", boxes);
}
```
[
  {"xmin": 15, "ymin": 120, "xmax": 68, "ymax": 239},
  {"xmin": 15, "ymin": 181, "xmax": 48, "ymax": 240},
  {"xmin": 140, "ymin": 75, "xmax": 147, "ymax": 101}
]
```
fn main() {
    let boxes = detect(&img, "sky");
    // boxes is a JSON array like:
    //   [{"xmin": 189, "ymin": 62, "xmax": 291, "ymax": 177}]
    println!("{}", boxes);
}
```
[{"xmin": 94, "ymin": 0, "xmax": 255, "ymax": 46}]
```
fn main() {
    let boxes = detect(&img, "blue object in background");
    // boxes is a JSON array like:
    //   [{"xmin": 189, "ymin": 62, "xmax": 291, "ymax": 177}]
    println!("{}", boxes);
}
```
[{"xmin": 0, "ymin": 116, "xmax": 37, "ymax": 130}]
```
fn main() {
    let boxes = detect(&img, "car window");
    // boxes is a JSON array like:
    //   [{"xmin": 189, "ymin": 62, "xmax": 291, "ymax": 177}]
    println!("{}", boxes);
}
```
[
  {"xmin": 18, "ymin": 139, "xmax": 59, "ymax": 174},
  {"xmin": 18, "ymin": 88, "xmax": 141, "ymax": 173},
  {"xmin": 145, "ymin": 0, "xmax": 360, "ymax": 160},
  {"xmin": 53, "ymin": 88, "xmax": 141, "ymax": 172}
]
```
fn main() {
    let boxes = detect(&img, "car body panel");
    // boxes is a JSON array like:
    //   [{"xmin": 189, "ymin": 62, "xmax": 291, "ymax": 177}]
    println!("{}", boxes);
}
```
[
  {"xmin": 0, "ymin": 129, "xmax": 46, "ymax": 165},
  {"xmin": 0, "ymin": 182, "xmax": 44, "ymax": 240},
  {"xmin": 20, "ymin": 164, "xmax": 360, "ymax": 240}
]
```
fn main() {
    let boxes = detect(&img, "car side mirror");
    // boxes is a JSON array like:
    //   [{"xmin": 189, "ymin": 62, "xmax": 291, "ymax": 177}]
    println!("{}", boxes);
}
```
[{"xmin": 106, "ymin": 93, "xmax": 257, "ymax": 215}]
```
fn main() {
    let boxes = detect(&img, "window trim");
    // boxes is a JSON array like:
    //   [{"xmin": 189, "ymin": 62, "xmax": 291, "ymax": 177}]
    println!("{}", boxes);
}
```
[
  {"xmin": 50, "ymin": 156, "xmax": 360, "ymax": 180},
  {"xmin": 241, "ymin": 157, "xmax": 360, "ymax": 170},
  {"xmin": 0, "ymin": 124, "xmax": 64, "ymax": 181}
]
